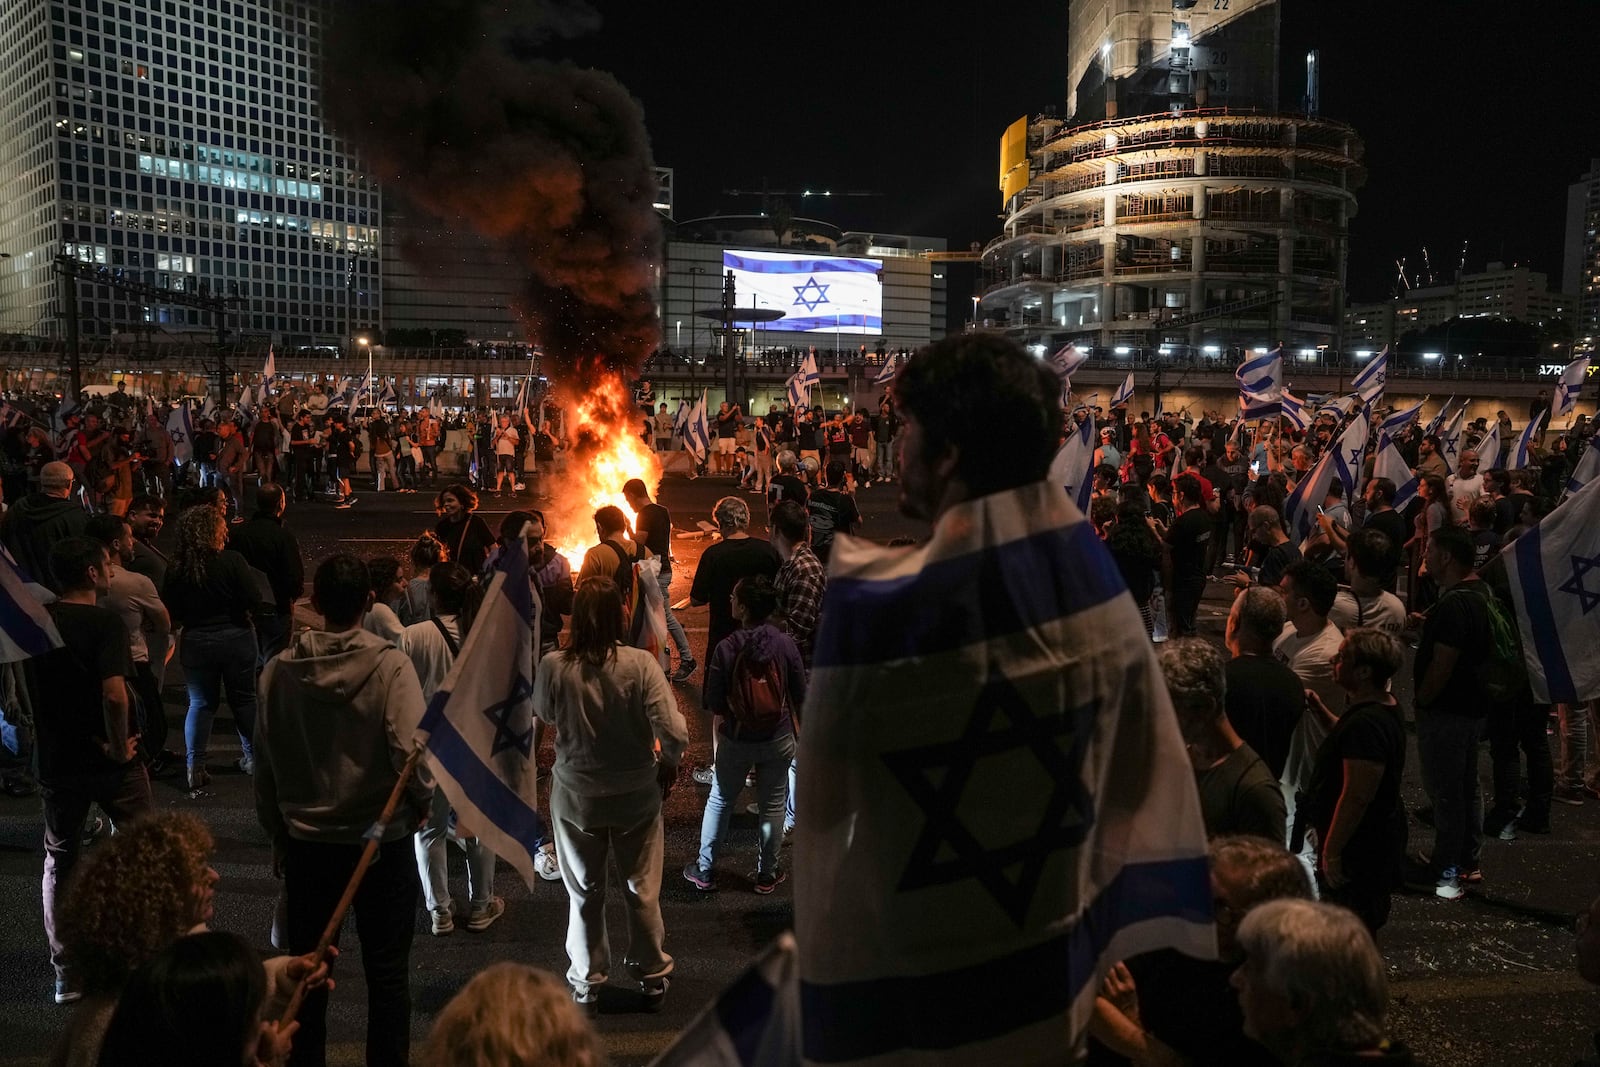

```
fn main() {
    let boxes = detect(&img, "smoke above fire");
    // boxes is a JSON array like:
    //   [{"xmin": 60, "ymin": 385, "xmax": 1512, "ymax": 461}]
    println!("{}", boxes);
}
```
[{"xmin": 319, "ymin": 0, "xmax": 662, "ymax": 385}]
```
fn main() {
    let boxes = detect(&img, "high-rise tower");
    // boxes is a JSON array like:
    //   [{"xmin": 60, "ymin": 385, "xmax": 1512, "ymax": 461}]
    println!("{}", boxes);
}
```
[{"xmin": 981, "ymin": 0, "xmax": 1364, "ymax": 360}]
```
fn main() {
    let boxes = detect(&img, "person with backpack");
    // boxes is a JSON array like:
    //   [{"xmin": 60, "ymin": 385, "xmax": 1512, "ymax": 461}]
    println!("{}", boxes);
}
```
[
  {"xmin": 577, "ymin": 505, "xmax": 636, "ymax": 606},
  {"xmin": 682, "ymin": 575, "xmax": 805, "ymax": 894}
]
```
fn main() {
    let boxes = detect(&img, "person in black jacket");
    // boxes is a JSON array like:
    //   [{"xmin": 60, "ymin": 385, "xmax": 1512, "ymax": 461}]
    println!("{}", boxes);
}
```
[
  {"xmin": 1, "ymin": 462, "xmax": 89, "ymax": 592},
  {"xmin": 163, "ymin": 505, "xmax": 261, "ymax": 791},
  {"xmin": 433, "ymin": 483, "xmax": 494, "ymax": 575},
  {"xmin": 226, "ymin": 483, "xmax": 304, "ymax": 666}
]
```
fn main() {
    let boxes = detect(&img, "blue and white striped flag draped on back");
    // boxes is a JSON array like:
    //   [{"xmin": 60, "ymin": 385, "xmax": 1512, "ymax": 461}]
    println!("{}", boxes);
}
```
[
  {"xmin": 1379, "ymin": 399, "xmax": 1425, "ymax": 441},
  {"xmin": 1372, "ymin": 435, "xmax": 1420, "ymax": 512},
  {"xmin": 414, "ymin": 535, "xmax": 548, "ymax": 889},
  {"xmin": 1048, "ymin": 415, "xmax": 1097, "ymax": 513},
  {"xmin": 1350, "ymin": 346, "xmax": 1388, "ymax": 404},
  {"xmin": 1279, "ymin": 389, "xmax": 1311, "ymax": 431},
  {"xmin": 651, "ymin": 933, "xmax": 801, "ymax": 1067},
  {"xmin": 1438, "ymin": 407, "xmax": 1467, "ymax": 475},
  {"xmin": 795, "ymin": 482, "xmax": 1214, "ymax": 1065},
  {"xmin": 1511, "ymin": 412, "xmax": 1546, "ymax": 470},
  {"xmin": 1553, "ymin": 357, "xmax": 1591, "ymax": 420},
  {"xmin": 1504, "ymin": 479, "xmax": 1600, "ymax": 704},
  {"xmin": 1564, "ymin": 444, "xmax": 1600, "ymax": 501},
  {"xmin": 1236, "ymin": 347, "xmax": 1283, "ymax": 418},
  {"xmin": 1475, "ymin": 423, "xmax": 1501, "ymax": 470},
  {"xmin": 874, "ymin": 354, "xmax": 899, "ymax": 386},
  {"xmin": 1049, "ymin": 343, "xmax": 1089, "ymax": 380},
  {"xmin": 0, "ymin": 545, "xmax": 62, "ymax": 662},
  {"xmin": 1110, "ymin": 372, "xmax": 1134, "ymax": 409},
  {"xmin": 800, "ymin": 351, "xmax": 821, "ymax": 388},
  {"xmin": 166, "ymin": 401, "xmax": 194, "ymax": 465}
]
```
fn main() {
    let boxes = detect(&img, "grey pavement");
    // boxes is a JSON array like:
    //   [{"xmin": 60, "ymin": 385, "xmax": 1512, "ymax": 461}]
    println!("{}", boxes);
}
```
[{"xmin": 1, "ymin": 471, "xmax": 1597, "ymax": 1064}]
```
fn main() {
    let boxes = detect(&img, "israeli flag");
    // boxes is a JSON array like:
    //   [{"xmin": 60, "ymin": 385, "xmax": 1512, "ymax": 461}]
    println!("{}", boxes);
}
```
[
  {"xmin": 379, "ymin": 380, "xmax": 396, "ymax": 407},
  {"xmin": 1373, "ymin": 435, "xmax": 1420, "ymax": 512},
  {"xmin": 786, "ymin": 373, "xmax": 810, "ymax": 411},
  {"xmin": 1280, "ymin": 390, "xmax": 1311, "ymax": 432},
  {"xmin": 687, "ymin": 392, "xmax": 712, "ymax": 460},
  {"xmin": 673, "ymin": 398, "xmax": 690, "ymax": 440},
  {"xmin": 1350, "ymin": 346, "xmax": 1388, "ymax": 404},
  {"xmin": 1049, "ymin": 343, "xmax": 1089, "ymax": 380},
  {"xmin": 1563, "ymin": 444, "xmax": 1600, "ymax": 501},
  {"xmin": 1510, "ymin": 412, "xmax": 1546, "ymax": 470},
  {"xmin": 1048, "ymin": 413, "xmax": 1097, "ymax": 512},
  {"xmin": 1476, "ymin": 423, "xmax": 1502, "ymax": 470},
  {"xmin": 0, "ymin": 545, "xmax": 62, "ymax": 663},
  {"xmin": 796, "ymin": 481, "xmax": 1214, "ymax": 1065},
  {"xmin": 1379, "ymin": 399, "xmax": 1425, "ymax": 440},
  {"xmin": 415, "ymin": 535, "xmax": 548, "ymax": 889},
  {"xmin": 1072, "ymin": 392, "xmax": 1099, "ymax": 414},
  {"xmin": 1110, "ymin": 372, "xmax": 1134, "ymax": 409},
  {"xmin": 1424, "ymin": 396, "xmax": 1456, "ymax": 438},
  {"xmin": 799, "ymin": 351, "xmax": 821, "ymax": 388},
  {"xmin": 1504, "ymin": 479, "xmax": 1600, "ymax": 703},
  {"xmin": 1438, "ymin": 407, "xmax": 1467, "ymax": 475},
  {"xmin": 1286, "ymin": 416, "xmax": 1366, "ymax": 546},
  {"xmin": 261, "ymin": 347, "xmax": 276, "ymax": 391},
  {"xmin": 1317, "ymin": 393, "xmax": 1361, "ymax": 420},
  {"xmin": 651, "ymin": 933, "xmax": 800, "ymax": 1066},
  {"xmin": 1553, "ymin": 357, "xmax": 1591, "ymax": 420},
  {"xmin": 874, "ymin": 353, "xmax": 899, "ymax": 386},
  {"xmin": 201, "ymin": 394, "xmax": 217, "ymax": 421},
  {"xmin": 166, "ymin": 400, "xmax": 194, "ymax": 465},
  {"xmin": 237, "ymin": 386, "xmax": 255, "ymax": 424},
  {"xmin": 1236, "ymin": 347, "xmax": 1283, "ymax": 418}
]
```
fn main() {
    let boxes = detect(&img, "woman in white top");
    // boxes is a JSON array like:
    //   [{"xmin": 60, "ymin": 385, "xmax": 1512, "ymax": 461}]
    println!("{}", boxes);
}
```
[
  {"xmin": 533, "ymin": 576, "xmax": 687, "ymax": 1014},
  {"xmin": 397, "ymin": 563, "xmax": 501, "ymax": 936}
]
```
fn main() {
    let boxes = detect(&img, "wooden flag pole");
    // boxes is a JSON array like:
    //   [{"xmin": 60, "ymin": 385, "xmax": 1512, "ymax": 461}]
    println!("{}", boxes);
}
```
[{"xmin": 278, "ymin": 744, "xmax": 427, "ymax": 1029}]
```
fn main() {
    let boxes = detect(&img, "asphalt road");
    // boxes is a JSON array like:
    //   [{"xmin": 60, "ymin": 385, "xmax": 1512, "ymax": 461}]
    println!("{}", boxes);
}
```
[{"xmin": 2, "ymin": 469, "xmax": 1598, "ymax": 1065}]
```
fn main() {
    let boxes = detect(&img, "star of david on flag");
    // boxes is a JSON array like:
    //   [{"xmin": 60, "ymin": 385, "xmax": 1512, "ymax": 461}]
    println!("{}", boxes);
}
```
[
  {"xmin": 1553, "ymin": 357, "xmax": 1591, "ymax": 419},
  {"xmin": 1350, "ymin": 346, "xmax": 1388, "ymax": 404},
  {"xmin": 796, "ymin": 481, "xmax": 1212, "ymax": 1065},
  {"xmin": 793, "ymin": 276, "xmax": 831, "ymax": 312},
  {"xmin": 414, "ymin": 534, "xmax": 548, "ymax": 889},
  {"xmin": 1505, "ymin": 479, "xmax": 1600, "ymax": 704},
  {"xmin": 166, "ymin": 400, "xmax": 194, "ymax": 465}
]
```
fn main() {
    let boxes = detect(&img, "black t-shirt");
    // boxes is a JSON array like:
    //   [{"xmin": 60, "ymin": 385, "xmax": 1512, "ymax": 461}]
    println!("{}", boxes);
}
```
[
  {"xmin": 1257, "ymin": 541, "xmax": 1302, "ymax": 590},
  {"xmin": 1086, "ymin": 950, "xmax": 1277, "ymax": 1067},
  {"xmin": 770, "ymin": 473, "xmax": 809, "ymax": 507},
  {"xmin": 716, "ymin": 411, "xmax": 739, "ymax": 438},
  {"xmin": 533, "ymin": 431, "xmax": 556, "ymax": 461},
  {"xmin": 1165, "ymin": 508, "xmax": 1212, "ymax": 581},
  {"xmin": 1362, "ymin": 508, "xmax": 1407, "ymax": 554},
  {"xmin": 807, "ymin": 487, "xmax": 861, "ymax": 562},
  {"xmin": 691, "ymin": 537, "xmax": 781, "ymax": 659},
  {"xmin": 26, "ymin": 602, "xmax": 134, "ymax": 782},
  {"xmin": 1471, "ymin": 527, "xmax": 1500, "ymax": 572},
  {"xmin": 634, "ymin": 502, "xmax": 673, "ymax": 574},
  {"xmin": 1416, "ymin": 579, "xmax": 1494, "ymax": 716},
  {"xmin": 1224, "ymin": 654, "xmax": 1306, "ymax": 780},
  {"xmin": 825, "ymin": 424, "xmax": 851, "ymax": 456},
  {"xmin": 1305, "ymin": 699, "xmax": 1406, "ymax": 877}
]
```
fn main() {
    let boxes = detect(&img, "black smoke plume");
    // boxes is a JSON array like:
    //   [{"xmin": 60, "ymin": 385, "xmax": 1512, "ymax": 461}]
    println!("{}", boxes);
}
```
[{"xmin": 320, "ymin": 0, "xmax": 661, "ymax": 384}]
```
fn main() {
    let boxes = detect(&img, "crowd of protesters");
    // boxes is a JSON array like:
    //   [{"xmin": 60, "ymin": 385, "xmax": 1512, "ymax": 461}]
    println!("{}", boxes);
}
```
[{"xmin": 2, "ymin": 334, "xmax": 1599, "ymax": 1067}]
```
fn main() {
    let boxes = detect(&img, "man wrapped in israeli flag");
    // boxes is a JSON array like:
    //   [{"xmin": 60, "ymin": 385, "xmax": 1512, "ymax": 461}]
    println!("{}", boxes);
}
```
[{"xmin": 795, "ymin": 334, "xmax": 1213, "ymax": 1065}]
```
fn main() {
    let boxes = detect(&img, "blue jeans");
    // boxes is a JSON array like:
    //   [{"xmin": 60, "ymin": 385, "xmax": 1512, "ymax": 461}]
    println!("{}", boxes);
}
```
[
  {"xmin": 697, "ymin": 731, "xmax": 795, "ymax": 876},
  {"xmin": 657, "ymin": 571, "xmax": 691, "ymax": 661},
  {"xmin": 1416, "ymin": 710, "xmax": 1485, "ymax": 876},
  {"xmin": 181, "ymin": 623, "xmax": 258, "ymax": 770}
]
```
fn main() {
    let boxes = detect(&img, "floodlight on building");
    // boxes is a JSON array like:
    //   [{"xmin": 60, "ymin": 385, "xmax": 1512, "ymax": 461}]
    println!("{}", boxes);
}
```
[
  {"xmin": 1115, "ymin": 346, "xmax": 1131, "ymax": 355},
  {"xmin": 1422, "ymin": 352, "xmax": 1441, "ymax": 360},
  {"xmin": 1203, "ymin": 345, "xmax": 1220, "ymax": 354},
  {"xmin": 1253, "ymin": 347, "xmax": 1269, "ymax": 354},
  {"xmin": 1159, "ymin": 346, "xmax": 1173, "ymax": 355},
  {"xmin": 1355, "ymin": 350, "xmax": 1372, "ymax": 358}
]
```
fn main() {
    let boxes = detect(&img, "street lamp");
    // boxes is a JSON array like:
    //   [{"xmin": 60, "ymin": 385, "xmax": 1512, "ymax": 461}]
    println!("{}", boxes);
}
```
[{"xmin": 971, "ymin": 294, "xmax": 980, "ymax": 328}]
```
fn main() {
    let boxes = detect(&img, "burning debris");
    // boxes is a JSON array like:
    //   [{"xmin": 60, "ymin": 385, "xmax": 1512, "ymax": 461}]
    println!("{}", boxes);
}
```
[{"xmin": 321, "ymin": 0, "xmax": 664, "ymax": 541}]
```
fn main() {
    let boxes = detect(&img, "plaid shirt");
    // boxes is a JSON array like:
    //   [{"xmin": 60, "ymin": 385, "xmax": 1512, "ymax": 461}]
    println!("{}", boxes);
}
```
[{"xmin": 775, "ymin": 541, "xmax": 826, "ymax": 666}]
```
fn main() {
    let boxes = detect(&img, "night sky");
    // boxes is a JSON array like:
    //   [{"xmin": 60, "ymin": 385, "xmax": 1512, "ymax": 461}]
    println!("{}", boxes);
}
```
[{"xmin": 567, "ymin": 1, "xmax": 1592, "ymax": 305}]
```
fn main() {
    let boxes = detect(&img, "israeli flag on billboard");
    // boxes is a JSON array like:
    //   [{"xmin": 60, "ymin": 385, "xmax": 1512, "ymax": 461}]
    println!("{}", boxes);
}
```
[
  {"xmin": 415, "ymin": 536, "xmax": 547, "ymax": 889},
  {"xmin": 723, "ymin": 251, "xmax": 882, "ymax": 335},
  {"xmin": 1553, "ymin": 357, "xmax": 1591, "ymax": 420},
  {"xmin": 796, "ymin": 482, "xmax": 1213, "ymax": 1064}
]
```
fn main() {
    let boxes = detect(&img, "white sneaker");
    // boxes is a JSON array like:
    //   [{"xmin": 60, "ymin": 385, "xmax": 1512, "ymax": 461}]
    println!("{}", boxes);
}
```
[
  {"xmin": 535, "ymin": 848, "xmax": 561, "ymax": 882},
  {"xmin": 430, "ymin": 907, "xmax": 454, "ymax": 936}
]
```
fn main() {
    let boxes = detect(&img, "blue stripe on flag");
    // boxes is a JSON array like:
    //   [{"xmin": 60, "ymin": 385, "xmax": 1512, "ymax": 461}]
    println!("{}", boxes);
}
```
[
  {"xmin": 1514, "ymin": 528, "xmax": 1577, "ymax": 703},
  {"xmin": 799, "ymin": 856, "xmax": 1212, "ymax": 1062},
  {"xmin": 0, "ymin": 593, "xmax": 59, "ymax": 657},
  {"xmin": 715, "ymin": 959, "xmax": 780, "ymax": 1066},
  {"xmin": 813, "ymin": 523, "xmax": 1127, "ymax": 668},
  {"xmin": 722, "ymin": 253, "xmax": 880, "ymax": 275},
  {"xmin": 419, "ymin": 691, "xmax": 549, "ymax": 846},
  {"xmin": 750, "ymin": 314, "xmax": 882, "ymax": 333}
]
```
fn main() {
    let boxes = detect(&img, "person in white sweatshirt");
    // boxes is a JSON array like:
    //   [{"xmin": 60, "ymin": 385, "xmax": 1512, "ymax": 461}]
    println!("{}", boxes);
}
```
[
  {"xmin": 254, "ymin": 553, "xmax": 430, "ymax": 1067},
  {"xmin": 533, "ymin": 575, "xmax": 687, "ymax": 1016}
]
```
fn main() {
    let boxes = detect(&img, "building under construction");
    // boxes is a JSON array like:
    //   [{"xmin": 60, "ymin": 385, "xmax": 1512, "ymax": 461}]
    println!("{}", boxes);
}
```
[{"xmin": 979, "ymin": 0, "xmax": 1365, "ymax": 360}]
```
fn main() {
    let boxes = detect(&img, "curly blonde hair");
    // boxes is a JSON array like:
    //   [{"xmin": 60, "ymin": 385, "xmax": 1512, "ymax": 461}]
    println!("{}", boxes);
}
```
[
  {"xmin": 172, "ymin": 505, "xmax": 226, "ymax": 586},
  {"xmin": 420, "ymin": 963, "xmax": 604, "ymax": 1067},
  {"xmin": 59, "ymin": 812, "xmax": 214, "ymax": 994}
]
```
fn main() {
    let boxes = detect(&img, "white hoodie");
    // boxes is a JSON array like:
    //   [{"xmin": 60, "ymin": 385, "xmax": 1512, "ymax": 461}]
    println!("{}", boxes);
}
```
[{"xmin": 256, "ymin": 627, "xmax": 430, "ymax": 844}]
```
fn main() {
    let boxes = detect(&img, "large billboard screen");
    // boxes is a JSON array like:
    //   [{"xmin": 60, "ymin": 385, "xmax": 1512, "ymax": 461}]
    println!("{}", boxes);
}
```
[{"xmin": 722, "ymin": 250, "xmax": 882, "ymax": 335}]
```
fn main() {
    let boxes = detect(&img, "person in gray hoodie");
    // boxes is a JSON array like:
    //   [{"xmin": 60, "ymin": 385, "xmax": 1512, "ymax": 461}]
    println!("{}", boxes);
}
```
[
  {"xmin": 255, "ymin": 553, "xmax": 430, "ymax": 1067},
  {"xmin": 1, "ymin": 461, "xmax": 88, "ymax": 592}
]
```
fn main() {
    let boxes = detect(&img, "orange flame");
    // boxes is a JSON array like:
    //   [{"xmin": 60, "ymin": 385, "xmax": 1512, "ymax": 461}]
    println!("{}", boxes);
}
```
[{"xmin": 546, "ymin": 372, "xmax": 661, "ymax": 570}]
